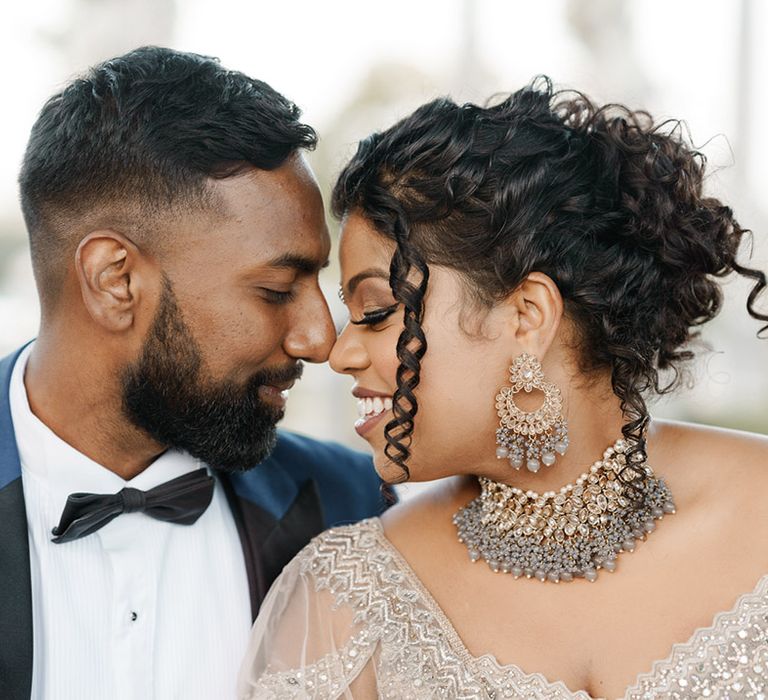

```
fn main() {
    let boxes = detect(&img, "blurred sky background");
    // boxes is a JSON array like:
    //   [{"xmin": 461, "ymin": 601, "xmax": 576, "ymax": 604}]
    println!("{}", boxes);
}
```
[{"xmin": 1, "ymin": 0, "xmax": 766, "ymax": 470}]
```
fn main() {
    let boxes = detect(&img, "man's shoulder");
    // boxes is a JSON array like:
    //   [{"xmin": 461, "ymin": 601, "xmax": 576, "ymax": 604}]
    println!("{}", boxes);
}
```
[
  {"xmin": 0, "ymin": 344, "xmax": 32, "ymax": 373},
  {"xmin": 267, "ymin": 429, "xmax": 372, "ymax": 477},
  {"xmin": 0, "ymin": 345, "xmax": 31, "ymax": 492},
  {"xmin": 227, "ymin": 430, "xmax": 386, "ymax": 527},
  {"xmin": 0, "ymin": 346, "xmax": 28, "ymax": 401}
]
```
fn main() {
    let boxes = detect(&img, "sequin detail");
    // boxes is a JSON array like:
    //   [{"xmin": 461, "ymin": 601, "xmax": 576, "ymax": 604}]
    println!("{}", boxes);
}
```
[{"xmin": 249, "ymin": 519, "xmax": 768, "ymax": 699}]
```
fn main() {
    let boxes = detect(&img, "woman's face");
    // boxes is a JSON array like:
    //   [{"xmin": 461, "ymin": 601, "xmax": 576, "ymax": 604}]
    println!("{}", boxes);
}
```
[{"xmin": 330, "ymin": 212, "xmax": 519, "ymax": 483}]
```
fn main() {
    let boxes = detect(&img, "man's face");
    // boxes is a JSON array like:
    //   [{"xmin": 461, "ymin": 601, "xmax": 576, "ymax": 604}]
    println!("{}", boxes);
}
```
[{"xmin": 122, "ymin": 155, "xmax": 335, "ymax": 472}]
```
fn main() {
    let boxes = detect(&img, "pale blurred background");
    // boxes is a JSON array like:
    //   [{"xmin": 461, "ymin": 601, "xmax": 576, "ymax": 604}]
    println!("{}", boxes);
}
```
[{"xmin": 1, "ymin": 0, "xmax": 766, "ymax": 482}]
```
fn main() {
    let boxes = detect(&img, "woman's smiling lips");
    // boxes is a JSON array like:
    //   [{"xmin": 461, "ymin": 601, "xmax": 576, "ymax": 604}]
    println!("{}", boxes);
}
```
[{"xmin": 352, "ymin": 387, "xmax": 393, "ymax": 437}]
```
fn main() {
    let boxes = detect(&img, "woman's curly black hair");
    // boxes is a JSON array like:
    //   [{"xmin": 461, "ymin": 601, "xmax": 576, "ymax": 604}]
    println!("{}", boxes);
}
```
[{"xmin": 332, "ymin": 76, "xmax": 768, "ymax": 483}]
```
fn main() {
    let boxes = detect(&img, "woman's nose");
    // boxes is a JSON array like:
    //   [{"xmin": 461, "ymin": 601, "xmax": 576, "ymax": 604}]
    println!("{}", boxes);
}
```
[{"xmin": 329, "ymin": 323, "xmax": 369, "ymax": 375}]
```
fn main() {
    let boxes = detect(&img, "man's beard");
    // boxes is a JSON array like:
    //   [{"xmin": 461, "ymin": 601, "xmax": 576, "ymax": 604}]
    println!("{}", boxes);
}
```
[{"xmin": 121, "ymin": 278, "xmax": 302, "ymax": 473}]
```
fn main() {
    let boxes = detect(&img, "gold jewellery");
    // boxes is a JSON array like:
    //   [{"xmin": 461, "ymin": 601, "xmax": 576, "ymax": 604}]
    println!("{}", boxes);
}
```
[
  {"xmin": 494, "ymin": 353, "xmax": 569, "ymax": 472},
  {"xmin": 454, "ymin": 437, "xmax": 676, "ymax": 583}
]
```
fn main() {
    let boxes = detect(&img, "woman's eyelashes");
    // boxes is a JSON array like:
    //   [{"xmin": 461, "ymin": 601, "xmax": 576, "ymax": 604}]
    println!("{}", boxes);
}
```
[{"xmin": 350, "ymin": 303, "xmax": 399, "ymax": 327}]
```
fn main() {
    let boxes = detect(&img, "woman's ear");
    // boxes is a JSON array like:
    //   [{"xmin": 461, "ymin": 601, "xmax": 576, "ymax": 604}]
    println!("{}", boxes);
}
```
[
  {"xmin": 75, "ymin": 230, "xmax": 144, "ymax": 332},
  {"xmin": 506, "ymin": 272, "xmax": 564, "ymax": 356}
]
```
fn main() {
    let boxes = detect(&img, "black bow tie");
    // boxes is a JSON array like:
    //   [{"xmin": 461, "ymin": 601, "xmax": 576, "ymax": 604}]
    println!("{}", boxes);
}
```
[{"xmin": 51, "ymin": 468, "xmax": 215, "ymax": 544}]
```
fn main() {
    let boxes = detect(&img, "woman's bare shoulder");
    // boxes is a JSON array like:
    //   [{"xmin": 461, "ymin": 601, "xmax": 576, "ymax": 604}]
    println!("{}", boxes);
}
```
[
  {"xmin": 650, "ymin": 418, "xmax": 768, "ymax": 506},
  {"xmin": 651, "ymin": 418, "xmax": 768, "ymax": 466}
]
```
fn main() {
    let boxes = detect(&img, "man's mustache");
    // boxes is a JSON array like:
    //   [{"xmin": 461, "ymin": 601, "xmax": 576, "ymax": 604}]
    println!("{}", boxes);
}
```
[{"xmin": 252, "ymin": 361, "xmax": 304, "ymax": 388}]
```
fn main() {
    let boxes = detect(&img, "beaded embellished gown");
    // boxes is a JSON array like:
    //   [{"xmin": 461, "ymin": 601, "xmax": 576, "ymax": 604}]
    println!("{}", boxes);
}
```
[{"xmin": 237, "ymin": 518, "xmax": 768, "ymax": 699}]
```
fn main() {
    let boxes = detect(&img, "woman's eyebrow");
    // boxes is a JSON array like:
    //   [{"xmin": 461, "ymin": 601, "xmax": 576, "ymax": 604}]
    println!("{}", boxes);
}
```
[{"xmin": 343, "ymin": 267, "xmax": 390, "ymax": 298}]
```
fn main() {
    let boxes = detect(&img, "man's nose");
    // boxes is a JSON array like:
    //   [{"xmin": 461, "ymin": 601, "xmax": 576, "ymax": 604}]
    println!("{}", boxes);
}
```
[{"xmin": 283, "ymin": 290, "xmax": 337, "ymax": 363}]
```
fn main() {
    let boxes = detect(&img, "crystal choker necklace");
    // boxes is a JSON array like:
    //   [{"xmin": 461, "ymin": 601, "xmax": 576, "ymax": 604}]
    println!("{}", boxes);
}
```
[{"xmin": 453, "ymin": 438, "xmax": 675, "ymax": 583}]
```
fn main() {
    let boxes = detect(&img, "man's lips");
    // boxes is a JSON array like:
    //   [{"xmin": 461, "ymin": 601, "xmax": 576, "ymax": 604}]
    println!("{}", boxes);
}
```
[
  {"xmin": 258, "ymin": 381, "xmax": 295, "ymax": 408},
  {"xmin": 266, "ymin": 380, "xmax": 296, "ymax": 393}
]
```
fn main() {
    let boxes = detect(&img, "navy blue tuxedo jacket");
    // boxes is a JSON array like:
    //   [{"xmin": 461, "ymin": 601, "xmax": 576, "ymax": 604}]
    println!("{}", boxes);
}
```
[{"xmin": 0, "ymin": 345, "xmax": 387, "ymax": 699}]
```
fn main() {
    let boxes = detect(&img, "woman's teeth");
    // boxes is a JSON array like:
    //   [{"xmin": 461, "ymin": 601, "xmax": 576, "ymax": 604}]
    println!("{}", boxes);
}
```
[{"xmin": 357, "ymin": 396, "xmax": 393, "ymax": 419}]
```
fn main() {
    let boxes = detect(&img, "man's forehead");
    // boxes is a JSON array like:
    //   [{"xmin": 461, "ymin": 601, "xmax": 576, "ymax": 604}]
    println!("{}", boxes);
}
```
[
  {"xmin": 198, "ymin": 158, "xmax": 329, "ymax": 251},
  {"xmin": 212, "ymin": 154, "xmax": 319, "ymax": 208}
]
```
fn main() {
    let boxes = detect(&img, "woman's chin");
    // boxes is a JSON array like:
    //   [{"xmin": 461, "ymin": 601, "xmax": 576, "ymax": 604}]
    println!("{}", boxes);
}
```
[{"xmin": 372, "ymin": 457, "xmax": 409, "ymax": 484}]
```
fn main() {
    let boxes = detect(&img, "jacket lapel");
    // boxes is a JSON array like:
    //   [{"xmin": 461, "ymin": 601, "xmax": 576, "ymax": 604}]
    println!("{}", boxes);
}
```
[
  {"xmin": 0, "ymin": 347, "xmax": 34, "ymax": 700},
  {"xmin": 257, "ymin": 479, "xmax": 324, "ymax": 596},
  {"xmin": 222, "ymin": 470, "xmax": 324, "ymax": 619}
]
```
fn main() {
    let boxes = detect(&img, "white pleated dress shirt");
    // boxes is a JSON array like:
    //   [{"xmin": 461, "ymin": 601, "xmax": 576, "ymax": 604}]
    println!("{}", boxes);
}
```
[{"xmin": 9, "ymin": 344, "xmax": 252, "ymax": 699}]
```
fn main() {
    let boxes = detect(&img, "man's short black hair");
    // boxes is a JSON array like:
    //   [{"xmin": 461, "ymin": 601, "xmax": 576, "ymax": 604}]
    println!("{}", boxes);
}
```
[{"xmin": 18, "ymin": 45, "xmax": 317, "ymax": 307}]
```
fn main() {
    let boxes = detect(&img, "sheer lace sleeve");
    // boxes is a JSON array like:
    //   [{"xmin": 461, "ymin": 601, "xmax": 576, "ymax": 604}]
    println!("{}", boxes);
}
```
[{"xmin": 236, "ymin": 525, "xmax": 381, "ymax": 700}]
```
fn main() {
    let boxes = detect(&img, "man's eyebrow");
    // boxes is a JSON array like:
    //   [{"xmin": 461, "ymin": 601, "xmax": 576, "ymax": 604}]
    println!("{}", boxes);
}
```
[
  {"xmin": 263, "ymin": 254, "xmax": 330, "ymax": 274},
  {"xmin": 344, "ymin": 267, "xmax": 390, "ymax": 298}
]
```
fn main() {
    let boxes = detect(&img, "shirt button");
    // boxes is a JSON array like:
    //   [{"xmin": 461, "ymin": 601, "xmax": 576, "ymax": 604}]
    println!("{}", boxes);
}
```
[{"xmin": 130, "ymin": 611, "xmax": 138, "ymax": 622}]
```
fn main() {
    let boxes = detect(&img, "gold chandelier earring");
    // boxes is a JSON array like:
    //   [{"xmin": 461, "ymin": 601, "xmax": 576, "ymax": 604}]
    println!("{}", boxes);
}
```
[{"xmin": 494, "ymin": 353, "xmax": 569, "ymax": 473}]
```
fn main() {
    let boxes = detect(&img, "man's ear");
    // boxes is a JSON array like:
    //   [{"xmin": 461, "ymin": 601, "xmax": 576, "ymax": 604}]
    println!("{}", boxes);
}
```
[
  {"xmin": 75, "ymin": 230, "xmax": 145, "ymax": 332},
  {"xmin": 506, "ymin": 271, "xmax": 564, "ymax": 356}
]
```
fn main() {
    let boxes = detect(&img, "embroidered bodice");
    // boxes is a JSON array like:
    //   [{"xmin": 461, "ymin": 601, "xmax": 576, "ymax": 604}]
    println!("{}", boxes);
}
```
[{"xmin": 237, "ymin": 518, "xmax": 768, "ymax": 699}]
